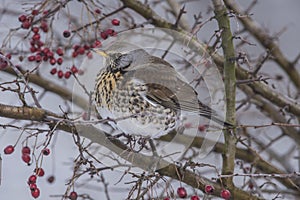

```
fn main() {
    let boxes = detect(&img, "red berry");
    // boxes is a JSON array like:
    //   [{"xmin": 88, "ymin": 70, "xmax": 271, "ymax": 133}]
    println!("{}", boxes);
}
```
[
  {"xmin": 63, "ymin": 30, "xmax": 71, "ymax": 38},
  {"xmin": 18, "ymin": 14, "xmax": 27, "ymax": 22},
  {"xmin": 28, "ymin": 175, "xmax": 37, "ymax": 184},
  {"xmin": 77, "ymin": 47, "xmax": 85, "ymax": 55},
  {"xmin": 220, "ymin": 189, "xmax": 231, "ymax": 200},
  {"xmin": 5, "ymin": 53, "xmax": 12, "ymax": 59},
  {"xmin": 198, "ymin": 125, "xmax": 206, "ymax": 132},
  {"xmin": 47, "ymin": 51, "xmax": 54, "ymax": 58},
  {"xmin": 106, "ymin": 28, "xmax": 115, "ymax": 36},
  {"xmin": 94, "ymin": 8, "xmax": 101, "ymax": 14},
  {"xmin": 4, "ymin": 145, "xmax": 14, "ymax": 154},
  {"xmin": 69, "ymin": 191, "xmax": 78, "ymax": 200},
  {"xmin": 31, "ymin": 27, "xmax": 39, "ymax": 33},
  {"xmin": 47, "ymin": 175, "xmax": 55, "ymax": 184},
  {"xmin": 50, "ymin": 68, "xmax": 57, "ymax": 75},
  {"xmin": 64, "ymin": 71, "xmax": 71, "ymax": 79},
  {"xmin": 57, "ymin": 57, "xmax": 63, "ymax": 65},
  {"xmin": 31, "ymin": 10, "xmax": 39, "ymax": 16},
  {"xmin": 21, "ymin": 21, "xmax": 31, "ymax": 29},
  {"xmin": 35, "ymin": 168, "xmax": 45, "ymax": 177},
  {"xmin": 56, "ymin": 48, "xmax": 64, "ymax": 56},
  {"xmin": 42, "ymin": 10, "xmax": 49, "ymax": 16},
  {"xmin": 86, "ymin": 51, "xmax": 93, "ymax": 59},
  {"xmin": 100, "ymin": 31, "xmax": 108, "ymax": 39},
  {"xmin": 30, "ymin": 46, "xmax": 37, "ymax": 53},
  {"xmin": 205, "ymin": 185, "xmax": 214, "ymax": 194},
  {"xmin": 57, "ymin": 70, "xmax": 64, "ymax": 78},
  {"xmin": 93, "ymin": 40, "xmax": 101, "ymax": 48},
  {"xmin": 163, "ymin": 198, "xmax": 170, "ymax": 200},
  {"xmin": 31, "ymin": 188, "xmax": 40, "ymax": 198},
  {"xmin": 191, "ymin": 195, "xmax": 200, "ymax": 200},
  {"xmin": 83, "ymin": 44, "xmax": 90, "ymax": 50},
  {"xmin": 42, "ymin": 148, "xmax": 50, "ymax": 156},
  {"xmin": 29, "ymin": 183, "xmax": 37, "ymax": 191},
  {"xmin": 22, "ymin": 146, "xmax": 30, "ymax": 154},
  {"xmin": 35, "ymin": 55, "xmax": 42, "ymax": 62},
  {"xmin": 22, "ymin": 154, "xmax": 31, "ymax": 163},
  {"xmin": 49, "ymin": 58, "xmax": 56, "ymax": 65},
  {"xmin": 177, "ymin": 187, "xmax": 187, "ymax": 198},
  {"xmin": 40, "ymin": 21, "xmax": 48, "ymax": 32},
  {"xmin": 28, "ymin": 55, "xmax": 36, "ymax": 62},
  {"xmin": 111, "ymin": 19, "xmax": 120, "ymax": 26},
  {"xmin": 71, "ymin": 65, "xmax": 78, "ymax": 73},
  {"xmin": 72, "ymin": 51, "xmax": 78, "ymax": 58},
  {"xmin": 32, "ymin": 33, "xmax": 41, "ymax": 41}
]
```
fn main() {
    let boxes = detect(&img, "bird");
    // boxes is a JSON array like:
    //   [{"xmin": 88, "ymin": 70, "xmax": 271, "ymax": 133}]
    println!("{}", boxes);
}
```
[{"xmin": 93, "ymin": 45, "xmax": 232, "ymax": 138}]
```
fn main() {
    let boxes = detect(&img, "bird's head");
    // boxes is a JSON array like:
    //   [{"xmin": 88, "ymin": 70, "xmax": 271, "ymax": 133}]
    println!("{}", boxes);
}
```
[{"xmin": 93, "ymin": 48, "xmax": 150, "ymax": 72}]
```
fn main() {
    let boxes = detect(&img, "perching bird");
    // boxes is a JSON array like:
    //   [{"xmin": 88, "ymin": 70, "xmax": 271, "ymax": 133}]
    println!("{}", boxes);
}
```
[{"xmin": 94, "ymin": 46, "xmax": 231, "ymax": 138}]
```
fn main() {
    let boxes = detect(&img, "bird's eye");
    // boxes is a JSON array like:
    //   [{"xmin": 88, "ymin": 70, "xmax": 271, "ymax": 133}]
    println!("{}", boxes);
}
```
[{"xmin": 113, "ymin": 53, "xmax": 133, "ymax": 70}]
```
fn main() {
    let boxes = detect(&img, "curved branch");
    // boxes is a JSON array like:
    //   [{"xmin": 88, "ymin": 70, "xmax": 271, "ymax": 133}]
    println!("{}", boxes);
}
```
[
  {"xmin": 0, "ymin": 103, "xmax": 260, "ymax": 200},
  {"xmin": 213, "ymin": 0, "xmax": 237, "ymax": 191},
  {"xmin": 223, "ymin": 0, "xmax": 300, "ymax": 89}
]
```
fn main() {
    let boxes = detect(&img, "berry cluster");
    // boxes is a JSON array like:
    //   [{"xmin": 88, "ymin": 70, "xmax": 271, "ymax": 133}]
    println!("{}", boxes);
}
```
[
  {"xmin": 3, "ymin": 144, "xmax": 52, "ymax": 198},
  {"xmin": 162, "ymin": 185, "xmax": 231, "ymax": 200}
]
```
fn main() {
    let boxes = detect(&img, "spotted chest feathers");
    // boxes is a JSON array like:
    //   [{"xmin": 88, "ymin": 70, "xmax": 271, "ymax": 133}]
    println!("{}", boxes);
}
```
[
  {"xmin": 95, "ymin": 70, "xmax": 123, "ymax": 109},
  {"xmin": 94, "ymin": 69, "xmax": 179, "ymax": 137}
]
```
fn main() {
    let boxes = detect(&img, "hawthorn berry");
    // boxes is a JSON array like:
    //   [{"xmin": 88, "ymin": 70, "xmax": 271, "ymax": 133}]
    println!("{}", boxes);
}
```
[
  {"xmin": 198, "ymin": 125, "xmax": 206, "ymax": 132},
  {"xmin": 93, "ymin": 40, "xmax": 101, "ymax": 48},
  {"xmin": 56, "ymin": 48, "xmax": 64, "ymax": 56},
  {"xmin": 49, "ymin": 58, "xmax": 56, "ymax": 65},
  {"xmin": 22, "ymin": 153, "xmax": 31, "ymax": 164},
  {"xmin": 28, "ymin": 175, "xmax": 37, "ymax": 184},
  {"xmin": 4, "ymin": 145, "xmax": 14, "ymax": 154},
  {"xmin": 35, "ymin": 55, "xmax": 42, "ymax": 62},
  {"xmin": 69, "ymin": 191, "xmax": 78, "ymax": 200},
  {"xmin": 31, "ymin": 10, "xmax": 39, "ymax": 16},
  {"xmin": 57, "ymin": 70, "xmax": 64, "ymax": 78},
  {"xmin": 42, "ymin": 148, "xmax": 50, "ymax": 156},
  {"xmin": 111, "ymin": 19, "xmax": 120, "ymax": 26},
  {"xmin": 32, "ymin": 34, "xmax": 41, "ymax": 41},
  {"xmin": 64, "ymin": 71, "xmax": 71, "ymax": 79},
  {"xmin": 86, "ymin": 51, "xmax": 93, "ymax": 59},
  {"xmin": 220, "ymin": 189, "xmax": 231, "ymax": 200},
  {"xmin": 21, "ymin": 21, "xmax": 31, "ymax": 29},
  {"xmin": 100, "ymin": 31, "xmax": 108, "ymax": 39},
  {"xmin": 47, "ymin": 175, "xmax": 55, "ymax": 184},
  {"xmin": 77, "ymin": 47, "xmax": 85, "ymax": 55},
  {"xmin": 204, "ymin": 185, "xmax": 214, "ymax": 194},
  {"xmin": 191, "ymin": 195, "xmax": 200, "ymax": 200},
  {"xmin": 71, "ymin": 65, "xmax": 78, "ymax": 73},
  {"xmin": 28, "ymin": 55, "xmax": 36, "ymax": 62},
  {"xmin": 40, "ymin": 21, "xmax": 48, "ymax": 32},
  {"xmin": 177, "ymin": 187, "xmax": 187, "ymax": 198},
  {"xmin": 94, "ymin": 8, "xmax": 101, "ymax": 14},
  {"xmin": 31, "ymin": 188, "xmax": 40, "ymax": 198},
  {"xmin": 47, "ymin": 51, "xmax": 54, "ymax": 58},
  {"xmin": 50, "ymin": 68, "xmax": 57, "ymax": 75},
  {"xmin": 106, "ymin": 28, "xmax": 115, "ymax": 36},
  {"xmin": 29, "ymin": 183, "xmax": 37, "ymax": 191},
  {"xmin": 63, "ymin": 30, "xmax": 71, "ymax": 38},
  {"xmin": 18, "ymin": 14, "xmax": 27, "ymax": 22},
  {"xmin": 31, "ymin": 27, "xmax": 39, "ymax": 33},
  {"xmin": 35, "ymin": 168, "xmax": 45, "ymax": 177},
  {"xmin": 57, "ymin": 57, "xmax": 63, "ymax": 65}
]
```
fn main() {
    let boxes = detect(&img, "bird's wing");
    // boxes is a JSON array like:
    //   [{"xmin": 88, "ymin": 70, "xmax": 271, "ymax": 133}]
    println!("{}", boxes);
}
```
[{"xmin": 124, "ymin": 62, "xmax": 215, "ymax": 116}]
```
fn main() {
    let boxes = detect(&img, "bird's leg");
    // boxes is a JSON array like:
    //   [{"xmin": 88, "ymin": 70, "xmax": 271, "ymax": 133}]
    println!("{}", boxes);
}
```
[{"xmin": 149, "ymin": 138, "xmax": 158, "ymax": 157}]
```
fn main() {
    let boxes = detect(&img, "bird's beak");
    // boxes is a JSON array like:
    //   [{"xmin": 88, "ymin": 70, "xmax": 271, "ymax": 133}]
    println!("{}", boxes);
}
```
[{"xmin": 92, "ymin": 49, "xmax": 109, "ymax": 57}]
